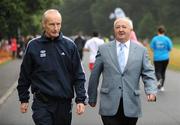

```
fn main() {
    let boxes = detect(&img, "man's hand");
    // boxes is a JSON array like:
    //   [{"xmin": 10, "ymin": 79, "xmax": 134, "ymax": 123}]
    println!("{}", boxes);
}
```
[
  {"xmin": 89, "ymin": 102, "xmax": 96, "ymax": 107},
  {"xmin": 76, "ymin": 103, "xmax": 85, "ymax": 115},
  {"xmin": 20, "ymin": 102, "xmax": 29, "ymax": 113},
  {"xmin": 147, "ymin": 94, "xmax": 156, "ymax": 102}
]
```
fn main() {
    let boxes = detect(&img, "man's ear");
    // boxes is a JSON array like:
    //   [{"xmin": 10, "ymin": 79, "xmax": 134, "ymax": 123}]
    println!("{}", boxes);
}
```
[{"xmin": 42, "ymin": 21, "xmax": 45, "ymax": 30}]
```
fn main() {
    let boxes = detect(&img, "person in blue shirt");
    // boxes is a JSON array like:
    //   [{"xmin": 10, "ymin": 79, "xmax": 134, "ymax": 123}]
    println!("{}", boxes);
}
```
[{"xmin": 150, "ymin": 25, "xmax": 173, "ymax": 91}]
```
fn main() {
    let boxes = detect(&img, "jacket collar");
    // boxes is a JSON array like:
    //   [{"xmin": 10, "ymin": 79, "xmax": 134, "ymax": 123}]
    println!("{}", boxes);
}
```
[{"xmin": 40, "ymin": 32, "xmax": 63, "ymax": 42}]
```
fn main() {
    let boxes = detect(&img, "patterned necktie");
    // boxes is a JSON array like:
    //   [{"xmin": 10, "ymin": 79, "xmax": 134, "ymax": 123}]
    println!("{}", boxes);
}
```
[{"xmin": 118, "ymin": 44, "xmax": 125, "ymax": 72}]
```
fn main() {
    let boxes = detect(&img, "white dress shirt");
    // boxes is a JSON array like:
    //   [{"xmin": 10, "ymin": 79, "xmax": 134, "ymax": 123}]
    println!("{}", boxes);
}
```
[{"xmin": 116, "ymin": 40, "xmax": 130, "ymax": 67}]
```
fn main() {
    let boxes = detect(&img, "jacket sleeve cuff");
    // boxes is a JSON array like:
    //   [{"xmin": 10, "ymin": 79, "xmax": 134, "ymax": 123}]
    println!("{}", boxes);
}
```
[
  {"xmin": 20, "ymin": 99, "xmax": 29, "ymax": 103},
  {"xmin": 75, "ymin": 97, "xmax": 87, "ymax": 105}
]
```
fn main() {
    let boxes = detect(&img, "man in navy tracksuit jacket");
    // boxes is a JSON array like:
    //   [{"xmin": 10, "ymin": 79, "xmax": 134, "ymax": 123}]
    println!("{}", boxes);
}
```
[{"xmin": 17, "ymin": 9, "xmax": 86, "ymax": 125}]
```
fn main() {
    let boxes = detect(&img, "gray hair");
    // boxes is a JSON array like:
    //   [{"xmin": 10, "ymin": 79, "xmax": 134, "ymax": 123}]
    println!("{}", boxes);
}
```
[
  {"xmin": 114, "ymin": 17, "xmax": 133, "ymax": 29},
  {"xmin": 42, "ymin": 9, "xmax": 62, "ymax": 23}
]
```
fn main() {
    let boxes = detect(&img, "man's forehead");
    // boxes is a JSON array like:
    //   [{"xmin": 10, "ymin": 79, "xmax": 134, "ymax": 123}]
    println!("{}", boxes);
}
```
[
  {"xmin": 114, "ymin": 18, "xmax": 132, "ymax": 29},
  {"xmin": 43, "ymin": 13, "xmax": 61, "ymax": 24},
  {"xmin": 115, "ymin": 19, "xmax": 127, "ymax": 24},
  {"xmin": 43, "ymin": 9, "xmax": 61, "ymax": 22},
  {"xmin": 45, "ymin": 12, "xmax": 61, "ymax": 19},
  {"xmin": 114, "ymin": 20, "xmax": 129, "ymax": 27}
]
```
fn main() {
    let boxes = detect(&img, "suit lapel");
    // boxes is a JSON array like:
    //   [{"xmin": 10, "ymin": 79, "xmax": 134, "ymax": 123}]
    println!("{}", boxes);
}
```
[
  {"xmin": 107, "ymin": 41, "xmax": 121, "ymax": 73},
  {"xmin": 124, "ymin": 41, "xmax": 137, "ymax": 72}
]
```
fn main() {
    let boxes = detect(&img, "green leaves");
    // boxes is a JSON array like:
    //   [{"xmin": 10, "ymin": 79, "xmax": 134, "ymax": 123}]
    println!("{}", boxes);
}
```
[
  {"xmin": 0, "ymin": 0, "xmax": 180, "ymax": 39},
  {"xmin": 0, "ymin": 0, "xmax": 62, "ymax": 38}
]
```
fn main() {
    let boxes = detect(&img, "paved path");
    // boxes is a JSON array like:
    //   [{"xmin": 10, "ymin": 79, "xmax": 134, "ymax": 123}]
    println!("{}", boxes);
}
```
[
  {"xmin": 0, "ymin": 59, "xmax": 21, "ymax": 104},
  {"xmin": 0, "ymin": 53, "xmax": 180, "ymax": 125}
]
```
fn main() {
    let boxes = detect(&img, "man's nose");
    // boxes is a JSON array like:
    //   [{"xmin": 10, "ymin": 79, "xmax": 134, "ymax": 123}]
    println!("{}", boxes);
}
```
[
  {"xmin": 54, "ymin": 25, "xmax": 59, "ymax": 30},
  {"xmin": 119, "ymin": 27, "xmax": 123, "ymax": 31}
]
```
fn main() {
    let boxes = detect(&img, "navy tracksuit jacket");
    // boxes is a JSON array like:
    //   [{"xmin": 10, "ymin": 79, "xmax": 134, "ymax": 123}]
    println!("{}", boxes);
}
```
[{"xmin": 17, "ymin": 33, "xmax": 86, "ymax": 104}]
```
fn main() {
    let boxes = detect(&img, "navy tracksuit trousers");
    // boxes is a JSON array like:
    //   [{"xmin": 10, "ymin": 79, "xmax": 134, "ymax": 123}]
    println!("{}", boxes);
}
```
[{"xmin": 32, "ymin": 95, "xmax": 72, "ymax": 125}]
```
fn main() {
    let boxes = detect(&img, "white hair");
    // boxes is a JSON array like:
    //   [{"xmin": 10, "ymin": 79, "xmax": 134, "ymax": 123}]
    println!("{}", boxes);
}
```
[{"xmin": 114, "ymin": 17, "xmax": 133, "ymax": 29}]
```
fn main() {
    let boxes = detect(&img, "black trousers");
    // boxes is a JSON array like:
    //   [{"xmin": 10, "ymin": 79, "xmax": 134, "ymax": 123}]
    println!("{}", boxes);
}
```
[
  {"xmin": 101, "ymin": 99, "xmax": 138, "ymax": 125},
  {"xmin": 32, "ymin": 94, "xmax": 72, "ymax": 125},
  {"xmin": 78, "ymin": 50, "xmax": 83, "ymax": 60},
  {"xmin": 154, "ymin": 59, "xmax": 169, "ymax": 87}
]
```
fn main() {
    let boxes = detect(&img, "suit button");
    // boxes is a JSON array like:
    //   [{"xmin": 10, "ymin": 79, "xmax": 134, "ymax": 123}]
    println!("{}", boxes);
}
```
[{"xmin": 119, "ymin": 87, "xmax": 121, "ymax": 89}]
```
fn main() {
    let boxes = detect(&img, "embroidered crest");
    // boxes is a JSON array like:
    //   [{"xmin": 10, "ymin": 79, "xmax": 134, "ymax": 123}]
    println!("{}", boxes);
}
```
[{"xmin": 40, "ymin": 50, "xmax": 46, "ymax": 57}]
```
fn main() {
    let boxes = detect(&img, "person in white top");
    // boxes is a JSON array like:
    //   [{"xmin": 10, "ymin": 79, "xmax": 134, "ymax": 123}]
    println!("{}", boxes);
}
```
[{"xmin": 84, "ymin": 32, "xmax": 104, "ymax": 71}]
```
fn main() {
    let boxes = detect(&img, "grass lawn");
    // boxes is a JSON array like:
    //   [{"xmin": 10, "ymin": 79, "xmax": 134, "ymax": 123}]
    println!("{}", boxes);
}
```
[
  {"xmin": 169, "ymin": 48, "xmax": 180, "ymax": 71},
  {"xmin": 170, "ymin": 37, "xmax": 180, "ymax": 70},
  {"xmin": 173, "ymin": 37, "xmax": 180, "ymax": 49},
  {"xmin": 174, "ymin": 44, "xmax": 180, "ymax": 49}
]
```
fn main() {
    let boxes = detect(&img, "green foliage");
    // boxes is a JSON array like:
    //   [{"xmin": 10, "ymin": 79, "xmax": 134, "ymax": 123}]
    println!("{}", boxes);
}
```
[
  {"xmin": 0, "ymin": 0, "xmax": 180, "ymax": 39},
  {"xmin": 0, "ymin": 0, "xmax": 62, "ymax": 38},
  {"xmin": 61, "ymin": 0, "xmax": 93, "ymax": 35},
  {"xmin": 90, "ymin": 0, "xmax": 117, "ymax": 36},
  {"xmin": 0, "ymin": 0, "xmax": 24, "ymax": 37},
  {"xmin": 137, "ymin": 12, "xmax": 156, "ymax": 39}
]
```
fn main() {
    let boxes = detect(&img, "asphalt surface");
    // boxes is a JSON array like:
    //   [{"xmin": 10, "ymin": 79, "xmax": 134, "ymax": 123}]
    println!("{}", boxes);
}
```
[
  {"xmin": 0, "ymin": 59, "xmax": 21, "ymax": 105},
  {"xmin": 0, "ymin": 54, "xmax": 180, "ymax": 125}
]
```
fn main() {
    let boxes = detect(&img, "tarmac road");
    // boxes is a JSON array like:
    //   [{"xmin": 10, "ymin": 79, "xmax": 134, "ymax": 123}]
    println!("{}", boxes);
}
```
[{"xmin": 0, "ymin": 52, "xmax": 180, "ymax": 125}]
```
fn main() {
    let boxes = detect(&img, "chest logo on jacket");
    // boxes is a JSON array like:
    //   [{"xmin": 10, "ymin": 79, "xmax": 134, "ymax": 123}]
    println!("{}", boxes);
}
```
[
  {"xmin": 40, "ymin": 50, "xmax": 46, "ymax": 57},
  {"xmin": 61, "ymin": 52, "xmax": 65, "ymax": 56}
]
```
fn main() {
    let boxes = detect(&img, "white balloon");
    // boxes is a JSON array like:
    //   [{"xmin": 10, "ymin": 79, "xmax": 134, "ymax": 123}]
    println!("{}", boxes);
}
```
[
  {"xmin": 114, "ymin": 8, "xmax": 126, "ymax": 18},
  {"xmin": 109, "ymin": 13, "xmax": 115, "ymax": 19}
]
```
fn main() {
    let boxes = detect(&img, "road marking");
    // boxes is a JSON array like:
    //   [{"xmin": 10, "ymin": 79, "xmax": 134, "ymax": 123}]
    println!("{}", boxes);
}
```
[{"xmin": 0, "ymin": 80, "xmax": 18, "ymax": 105}]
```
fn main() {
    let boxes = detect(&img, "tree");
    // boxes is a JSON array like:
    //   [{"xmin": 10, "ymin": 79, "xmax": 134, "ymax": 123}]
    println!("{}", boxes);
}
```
[
  {"xmin": 0, "ymin": 0, "xmax": 24, "ymax": 38},
  {"xmin": 61, "ymin": 0, "xmax": 93, "ymax": 35},
  {"xmin": 90, "ymin": 0, "xmax": 115, "ymax": 36},
  {"xmin": 0, "ymin": 0, "xmax": 63, "ymax": 39},
  {"xmin": 1, "ymin": 0, "xmax": 180, "ymax": 39},
  {"xmin": 137, "ymin": 12, "xmax": 156, "ymax": 39}
]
